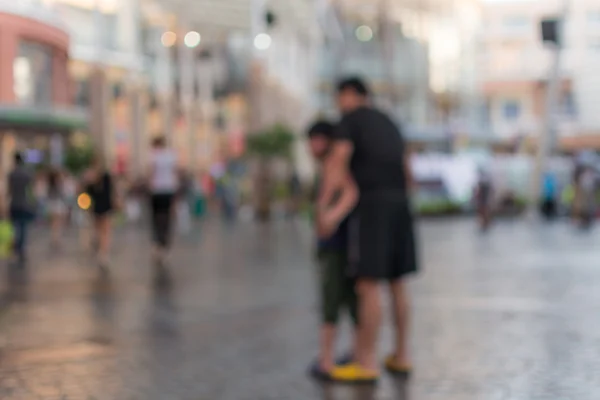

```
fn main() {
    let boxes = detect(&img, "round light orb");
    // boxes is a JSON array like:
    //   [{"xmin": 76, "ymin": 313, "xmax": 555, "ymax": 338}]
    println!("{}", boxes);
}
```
[
  {"xmin": 253, "ymin": 33, "xmax": 272, "ymax": 50},
  {"xmin": 77, "ymin": 193, "xmax": 91, "ymax": 210},
  {"xmin": 355, "ymin": 25, "xmax": 373, "ymax": 42},
  {"xmin": 161, "ymin": 31, "xmax": 177, "ymax": 47},
  {"xmin": 184, "ymin": 31, "xmax": 201, "ymax": 48}
]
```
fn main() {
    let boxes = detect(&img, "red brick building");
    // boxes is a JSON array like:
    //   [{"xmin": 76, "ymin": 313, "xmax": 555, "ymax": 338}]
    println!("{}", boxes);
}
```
[{"xmin": 0, "ymin": 3, "xmax": 84, "ymax": 175}]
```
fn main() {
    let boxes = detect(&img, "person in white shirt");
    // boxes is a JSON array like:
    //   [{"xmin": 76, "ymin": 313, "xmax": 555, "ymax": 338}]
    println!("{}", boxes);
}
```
[{"xmin": 148, "ymin": 136, "xmax": 179, "ymax": 266}]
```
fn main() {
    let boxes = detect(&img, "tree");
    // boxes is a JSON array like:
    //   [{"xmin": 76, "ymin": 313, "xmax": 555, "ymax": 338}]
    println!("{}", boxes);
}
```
[
  {"xmin": 245, "ymin": 124, "xmax": 295, "ymax": 221},
  {"xmin": 64, "ymin": 141, "xmax": 94, "ymax": 175}
]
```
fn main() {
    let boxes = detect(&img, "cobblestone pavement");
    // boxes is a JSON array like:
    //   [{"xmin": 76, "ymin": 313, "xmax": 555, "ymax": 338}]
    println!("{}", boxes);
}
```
[{"xmin": 0, "ymin": 218, "xmax": 599, "ymax": 399}]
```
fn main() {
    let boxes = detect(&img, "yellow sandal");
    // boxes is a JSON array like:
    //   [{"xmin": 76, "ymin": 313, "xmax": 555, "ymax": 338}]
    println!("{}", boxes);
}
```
[
  {"xmin": 330, "ymin": 362, "xmax": 379, "ymax": 384},
  {"xmin": 384, "ymin": 355, "xmax": 412, "ymax": 377}
]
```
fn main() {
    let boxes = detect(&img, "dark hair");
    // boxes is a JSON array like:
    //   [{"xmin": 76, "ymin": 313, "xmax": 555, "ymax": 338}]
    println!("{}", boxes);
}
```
[
  {"xmin": 307, "ymin": 120, "xmax": 335, "ymax": 139},
  {"xmin": 14, "ymin": 152, "xmax": 23, "ymax": 165},
  {"xmin": 337, "ymin": 76, "xmax": 370, "ymax": 97},
  {"xmin": 152, "ymin": 136, "xmax": 166, "ymax": 148}
]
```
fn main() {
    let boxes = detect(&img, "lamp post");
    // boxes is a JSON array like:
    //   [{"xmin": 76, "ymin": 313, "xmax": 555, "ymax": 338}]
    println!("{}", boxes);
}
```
[
  {"xmin": 530, "ymin": 0, "xmax": 571, "ymax": 212},
  {"xmin": 156, "ymin": 28, "xmax": 175, "ymax": 146}
]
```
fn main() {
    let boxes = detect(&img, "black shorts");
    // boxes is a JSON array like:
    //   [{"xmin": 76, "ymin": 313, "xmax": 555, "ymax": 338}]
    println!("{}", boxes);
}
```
[
  {"xmin": 150, "ymin": 193, "xmax": 175, "ymax": 214},
  {"xmin": 347, "ymin": 191, "xmax": 418, "ymax": 280}
]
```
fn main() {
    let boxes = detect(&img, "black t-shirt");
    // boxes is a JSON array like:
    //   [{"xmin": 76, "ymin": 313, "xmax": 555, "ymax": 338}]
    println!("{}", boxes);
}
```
[
  {"xmin": 86, "ymin": 172, "xmax": 113, "ymax": 214},
  {"xmin": 334, "ymin": 107, "xmax": 407, "ymax": 194}
]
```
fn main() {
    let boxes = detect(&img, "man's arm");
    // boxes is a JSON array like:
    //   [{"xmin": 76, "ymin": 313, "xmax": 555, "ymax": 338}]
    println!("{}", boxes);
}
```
[
  {"xmin": 318, "ymin": 117, "xmax": 354, "ymax": 208},
  {"xmin": 317, "ymin": 171, "xmax": 358, "ymax": 238}
]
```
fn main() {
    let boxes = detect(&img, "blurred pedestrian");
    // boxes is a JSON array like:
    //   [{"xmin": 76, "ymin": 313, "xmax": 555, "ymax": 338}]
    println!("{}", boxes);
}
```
[
  {"xmin": 7, "ymin": 152, "xmax": 35, "ymax": 266},
  {"xmin": 47, "ymin": 168, "xmax": 66, "ymax": 248},
  {"xmin": 540, "ymin": 171, "xmax": 557, "ymax": 220},
  {"xmin": 578, "ymin": 166, "xmax": 597, "ymax": 229},
  {"xmin": 147, "ymin": 136, "xmax": 178, "ymax": 267},
  {"xmin": 176, "ymin": 168, "xmax": 192, "ymax": 234},
  {"xmin": 63, "ymin": 172, "xmax": 77, "ymax": 226},
  {"xmin": 287, "ymin": 170, "xmax": 302, "ymax": 219},
  {"xmin": 321, "ymin": 77, "xmax": 418, "ymax": 383},
  {"xmin": 84, "ymin": 156, "xmax": 115, "ymax": 269},
  {"xmin": 474, "ymin": 167, "xmax": 493, "ymax": 230}
]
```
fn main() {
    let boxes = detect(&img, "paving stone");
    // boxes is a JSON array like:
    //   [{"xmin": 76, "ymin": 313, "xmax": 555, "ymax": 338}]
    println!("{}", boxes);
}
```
[{"xmin": 0, "ymin": 219, "xmax": 598, "ymax": 399}]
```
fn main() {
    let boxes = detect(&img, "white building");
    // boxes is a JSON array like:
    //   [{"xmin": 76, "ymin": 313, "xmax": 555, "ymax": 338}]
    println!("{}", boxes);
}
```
[
  {"xmin": 35, "ymin": 0, "xmax": 322, "ymax": 175},
  {"xmin": 479, "ymin": 0, "xmax": 600, "ymax": 148},
  {"xmin": 315, "ymin": 0, "xmax": 482, "ymax": 141}
]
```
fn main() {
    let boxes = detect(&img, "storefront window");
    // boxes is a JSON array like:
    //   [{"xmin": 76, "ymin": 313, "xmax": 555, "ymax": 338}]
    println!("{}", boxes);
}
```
[{"xmin": 13, "ymin": 41, "xmax": 54, "ymax": 106}]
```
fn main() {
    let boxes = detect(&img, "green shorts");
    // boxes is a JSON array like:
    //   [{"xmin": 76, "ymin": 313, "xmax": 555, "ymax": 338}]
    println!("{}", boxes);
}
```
[{"xmin": 318, "ymin": 249, "xmax": 358, "ymax": 325}]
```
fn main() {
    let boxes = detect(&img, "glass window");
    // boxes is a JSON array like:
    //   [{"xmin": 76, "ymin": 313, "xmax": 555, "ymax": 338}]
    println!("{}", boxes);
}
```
[
  {"xmin": 75, "ymin": 79, "xmax": 90, "ymax": 106},
  {"xmin": 561, "ymin": 92, "xmax": 577, "ymax": 117},
  {"xmin": 13, "ymin": 41, "xmax": 53, "ymax": 106},
  {"xmin": 588, "ymin": 11, "xmax": 600, "ymax": 24},
  {"xmin": 589, "ymin": 40, "xmax": 600, "ymax": 51},
  {"xmin": 503, "ymin": 100, "xmax": 521, "ymax": 120},
  {"xmin": 503, "ymin": 16, "xmax": 529, "ymax": 29}
]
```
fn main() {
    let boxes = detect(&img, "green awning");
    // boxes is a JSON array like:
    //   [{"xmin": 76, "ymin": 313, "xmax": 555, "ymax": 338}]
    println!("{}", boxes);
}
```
[{"xmin": 0, "ymin": 106, "xmax": 88, "ymax": 132}]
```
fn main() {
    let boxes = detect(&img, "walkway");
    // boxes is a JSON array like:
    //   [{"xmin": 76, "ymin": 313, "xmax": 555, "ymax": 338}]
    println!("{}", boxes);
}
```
[{"xmin": 0, "ymin": 219, "xmax": 597, "ymax": 399}]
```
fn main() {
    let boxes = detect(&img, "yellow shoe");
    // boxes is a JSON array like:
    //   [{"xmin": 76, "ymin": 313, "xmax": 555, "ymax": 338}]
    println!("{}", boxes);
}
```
[
  {"xmin": 384, "ymin": 355, "xmax": 412, "ymax": 377},
  {"xmin": 330, "ymin": 363, "xmax": 379, "ymax": 384}
]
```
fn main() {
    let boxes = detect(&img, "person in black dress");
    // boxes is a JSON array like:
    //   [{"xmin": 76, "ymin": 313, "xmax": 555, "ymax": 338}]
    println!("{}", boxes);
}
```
[{"xmin": 84, "ymin": 157, "xmax": 115, "ymax": 269}]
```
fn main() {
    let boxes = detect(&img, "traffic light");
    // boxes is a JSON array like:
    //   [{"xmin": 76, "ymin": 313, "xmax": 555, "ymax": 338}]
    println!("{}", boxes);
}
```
[
  {"xmin": 541, "ymin": 18, "xmax": 560, "ymax": 45},
  {"xmin": 265, "ymin": 10, "xmax": 276, "ymax": 28}
]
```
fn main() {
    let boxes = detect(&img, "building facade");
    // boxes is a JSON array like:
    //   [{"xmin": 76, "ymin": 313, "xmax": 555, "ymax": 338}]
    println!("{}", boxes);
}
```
[
  {"xmin": 479, "ymin": 0, "xmax": 600, "ymax": 150},
  {"xmin": 0, "ymin": 0, "xmax": 83, "ymax": 179},
  {"xmin": 315, "ymin": 0, "xmax": 483, "ymax": 149}
]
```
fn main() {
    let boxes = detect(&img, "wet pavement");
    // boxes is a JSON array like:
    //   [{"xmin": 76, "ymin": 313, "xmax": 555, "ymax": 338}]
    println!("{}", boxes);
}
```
[{"xmin": 0, "ymin": 218, "xmax": 599, "ymax": 399}]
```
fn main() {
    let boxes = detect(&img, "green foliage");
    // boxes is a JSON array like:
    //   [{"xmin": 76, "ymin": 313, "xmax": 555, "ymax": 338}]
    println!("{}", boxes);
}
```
[
  {"xmin": 64, "ymin": 142, "xmax": 94, "ymax": 175},
  {"xmin": 416, "ymin": 200, "xmax": 462, "ymax": 216},
  {"xmin": 273, "ymin": 181, "xmax": 290, "ymax": 200},
  {"xmin": 245, "ymin": 124, "xmax": 296, "ymax": 160}
]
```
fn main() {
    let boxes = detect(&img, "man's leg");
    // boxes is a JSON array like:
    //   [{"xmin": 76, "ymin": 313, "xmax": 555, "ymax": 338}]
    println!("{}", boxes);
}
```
[
  {"xmin": 390, "ymin": 278, "xmax": 410, "ymax": 366},
  {"xmin": 356, "ymin": 278, "xmax": 383, "ymax": 372}
]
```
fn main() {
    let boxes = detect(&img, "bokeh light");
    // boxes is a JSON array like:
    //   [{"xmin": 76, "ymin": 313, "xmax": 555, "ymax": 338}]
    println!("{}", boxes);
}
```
[
  {"xmin": 161, "ymin": 31, "xmax": 177, "ymax": 47},
  {"xmin": 184, "ymin": 31, "xmax": 201, "ymax": 48},
  {"xmin": 78, "ymin": 193, "xmax": 92, "ymax": 210},
  {"xmin": 355, "ymin": 25, "xmax": 373, "ymax": 42},
  {"xmin": 254, "ymin": 33, "xmax": 272, "ymax": 50}
]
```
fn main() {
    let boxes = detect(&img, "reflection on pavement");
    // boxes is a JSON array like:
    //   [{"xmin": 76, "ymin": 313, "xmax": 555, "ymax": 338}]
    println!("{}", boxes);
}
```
[{"xmin": 0, "ymin": 220, "xmax": 598, "ymax": 399}]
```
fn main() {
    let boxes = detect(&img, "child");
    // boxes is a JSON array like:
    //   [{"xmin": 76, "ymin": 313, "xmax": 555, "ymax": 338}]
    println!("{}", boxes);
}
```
[{"xmin": 307, "ymin": 121, "xmax": 359, "ymax": 380}]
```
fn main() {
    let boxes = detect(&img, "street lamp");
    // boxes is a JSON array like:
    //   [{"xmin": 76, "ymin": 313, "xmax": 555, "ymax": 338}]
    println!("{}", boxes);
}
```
[
  {"xmin": 184, "ymin": 31, "xmax": 201, "ymax": 48},
  {"xmin": 355, "ymin": 25, "xmax": 373, "ymax": 42},
  {"xmin": 254, "ymin": 33, "xmax": 272, "ymax": 50}
]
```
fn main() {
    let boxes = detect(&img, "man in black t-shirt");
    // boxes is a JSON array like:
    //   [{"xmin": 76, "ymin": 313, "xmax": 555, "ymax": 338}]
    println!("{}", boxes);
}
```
[{"xmin": 321, "ymin": 77, "xmax": 418, "ymax": 383}]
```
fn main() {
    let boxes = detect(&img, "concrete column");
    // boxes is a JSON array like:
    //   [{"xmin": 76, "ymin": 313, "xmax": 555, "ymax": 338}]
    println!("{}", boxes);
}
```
[
  {"xmin": 89, "ymin": 68, "xmax": 110, "ymax": 165},
  {"xmin": 117, "ymin": 0, "xmax": 141, "ymax": 53},
  {"xmin": 196, "ymin": 56, "xmax": 214, "ymax": 167},
  {"xmin": 154, "ymin": 27, "xmax": 175, "ymax": 144},
  {"xmin": 179, "ymin": 31, "xmax": 195, "ymax": 169},
  {"xmin": 128, "ymin": 77, "xmax": 146, "ymax": 177}
]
